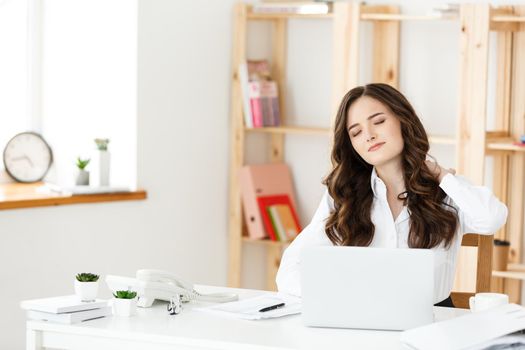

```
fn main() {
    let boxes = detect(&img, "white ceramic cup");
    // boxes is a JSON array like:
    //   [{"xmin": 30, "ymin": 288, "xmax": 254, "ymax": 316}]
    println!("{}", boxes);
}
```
[{"xmin": 469, "ymin": 293, "xmax": 509, "ymax": 312}]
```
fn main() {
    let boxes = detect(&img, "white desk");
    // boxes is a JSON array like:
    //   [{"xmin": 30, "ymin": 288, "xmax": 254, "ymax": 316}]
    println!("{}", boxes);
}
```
[{"xmin": 26, "ymin": 285, "xmax": 469, "ymax": 350}]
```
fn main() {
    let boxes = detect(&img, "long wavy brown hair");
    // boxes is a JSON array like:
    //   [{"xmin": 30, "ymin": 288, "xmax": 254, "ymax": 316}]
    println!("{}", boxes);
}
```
[{"xmin": 323, "ymin": 83, "xmax": 458, "ymax": 249}]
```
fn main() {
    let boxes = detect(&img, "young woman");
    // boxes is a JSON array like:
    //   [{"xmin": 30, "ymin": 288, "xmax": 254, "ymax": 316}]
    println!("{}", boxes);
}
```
[{"xmin": 276, "ymin": 83, "xmax": 508, "ymax": 307}]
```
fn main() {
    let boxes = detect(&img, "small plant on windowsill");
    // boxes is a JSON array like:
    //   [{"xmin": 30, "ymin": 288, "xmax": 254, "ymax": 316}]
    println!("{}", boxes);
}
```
[
  {"xmin": 113, "ymin": 290, "xmax": 138, "ymax": 317},
  {"xmin": 75, "ymin": 157, "xmax": 90, "ymax": 186},
  {"xmin": 74, "ymin": 273, "xmax": 99, "ymax": 302}
]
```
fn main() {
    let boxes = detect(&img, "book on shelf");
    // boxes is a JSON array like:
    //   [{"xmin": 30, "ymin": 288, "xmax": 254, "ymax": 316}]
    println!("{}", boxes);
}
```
[
  {"xmin": 239, "ymin": 163, "xmax": 298, "ymax": 240},
  {"xmin": 239, "ymin": 59, "xmax": 281, "ymax": 129},
  {"xmin": 238, "ymin": 62, "xmax": 253, "ymax": 128},
  {"xmin": 267, "ymin": 203, "xmax": 301, "ymax": 241},
  {"xmin": 248, "ymin": 81, "xmax": 264, "ymax": 127},
  {"xmin": 20, "ymin": 295, "xmax": 108, "ymax": 314},
  {"xmin": 27, "ymin": 306, "xmax": 112, "ymax": 324},
  {"xmin": 428, "ymin": 3, "xmax": 459, "ymax": 18},
  {"xmin": 258, "ymin": 195, "xmax": 302, "ymax": 242},
  {"xmin": 252, "ymin": 2, "xmax": 330, "ymax": 15},
  {"xmin": 260, "ymin": 81, "xmax": 280, "ymax": 127}
]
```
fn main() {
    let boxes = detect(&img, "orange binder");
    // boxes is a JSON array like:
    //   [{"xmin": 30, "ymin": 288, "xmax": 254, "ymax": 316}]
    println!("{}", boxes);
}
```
[{"xmin": 239, "ymin": 163, "xmax": 298, "ymax": 239}]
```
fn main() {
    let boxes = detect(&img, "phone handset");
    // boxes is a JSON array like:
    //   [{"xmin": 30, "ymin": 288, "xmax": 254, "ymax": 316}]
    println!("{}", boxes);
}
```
[
  {"xmin": 136, "ymin": 269, "xmax": 194, "ymax": 293},
  {"xmin": 136, "ymin": 269, "xmax": 238, "ymax": 304}
]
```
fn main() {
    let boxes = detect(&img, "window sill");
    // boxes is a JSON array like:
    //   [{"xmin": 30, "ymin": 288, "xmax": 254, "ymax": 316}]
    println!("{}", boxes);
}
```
[{"xmin": 0, "ymin": 182, "xmax": 147, "ymax": 210}]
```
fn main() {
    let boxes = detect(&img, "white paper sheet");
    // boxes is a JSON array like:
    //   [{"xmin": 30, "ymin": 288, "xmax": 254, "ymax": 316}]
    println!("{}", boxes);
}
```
[{"xmin": 195, "ymin": 293, "xmax": 302, "ymax": 320}]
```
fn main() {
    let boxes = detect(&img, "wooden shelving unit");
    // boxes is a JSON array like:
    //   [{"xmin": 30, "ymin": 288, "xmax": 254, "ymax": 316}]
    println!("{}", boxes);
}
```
[
  {"xmin": 470, "ymin": 5, "xmax": 525, "ymax": 304},
  {"xmin": 228, "ymin": 2, "xmax": 525, "ymax": 298},
  {"xmin": 228, "ymin": 2, "xmax": 363, "ymax": 290}
]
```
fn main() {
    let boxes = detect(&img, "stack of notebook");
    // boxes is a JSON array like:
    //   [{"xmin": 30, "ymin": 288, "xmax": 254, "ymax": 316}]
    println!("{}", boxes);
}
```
[{"xmin": 20, "ymin": 295, "xmax": 111, "ymax": 324}]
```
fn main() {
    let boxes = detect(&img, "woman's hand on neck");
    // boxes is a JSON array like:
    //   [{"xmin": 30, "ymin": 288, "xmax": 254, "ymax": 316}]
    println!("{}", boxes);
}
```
[{"xmin": 425, "ymin": 160, "xmax": 456, "ymax": 182}]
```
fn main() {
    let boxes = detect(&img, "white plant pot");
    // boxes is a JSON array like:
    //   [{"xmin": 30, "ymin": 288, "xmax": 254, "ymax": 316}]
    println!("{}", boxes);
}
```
[
  {"xmin": 75, "ymin": 169, "xmax": 90, "ymax": 186},
  {"xmin": 74, "ymin": 281, "xmax": 98, "ymax": 301},
  {"xmin": 112, "ymin": 298, "xmax": 137, "ymax": 317},
  {"xmin": 92, "ymin": 150, "xmax": 110, "ymax": 186}
]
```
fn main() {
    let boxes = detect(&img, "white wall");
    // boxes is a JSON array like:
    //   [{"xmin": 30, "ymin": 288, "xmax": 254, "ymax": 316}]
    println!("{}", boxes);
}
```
[{"xmin": 1, "ymin": 0, "xmax": 235, "ymax": 348}]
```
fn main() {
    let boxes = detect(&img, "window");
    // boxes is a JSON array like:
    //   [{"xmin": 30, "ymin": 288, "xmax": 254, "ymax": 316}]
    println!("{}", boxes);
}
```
[
  {"xmin": 0, "ymin": 0, "xmax": 30, "ymax": 165},
  {"xmin": 0, "ymin": 0, "xmax": 137, "ymax": 187}
]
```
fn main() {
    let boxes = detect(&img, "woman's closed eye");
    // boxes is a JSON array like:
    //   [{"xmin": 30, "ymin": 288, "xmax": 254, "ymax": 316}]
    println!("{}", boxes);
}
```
[{"xmin": 350, "ymin": 120, "xmax": 385, "ymax": 137}]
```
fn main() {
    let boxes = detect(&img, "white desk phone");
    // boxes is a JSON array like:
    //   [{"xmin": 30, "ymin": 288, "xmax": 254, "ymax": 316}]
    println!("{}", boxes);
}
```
[{"xmin": 106, "ymin": 269, "xmax": 239, "ymax": 312}]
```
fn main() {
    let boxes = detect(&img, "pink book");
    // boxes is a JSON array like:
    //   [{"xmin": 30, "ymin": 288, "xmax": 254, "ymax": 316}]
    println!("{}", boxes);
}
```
[
  {"xmin": 239, "ymin": 163, "xmax": 299, "ymax": 240},
  {"xmin": 260, "ymin": 81, "xmax": 280, "ymax": 126},
  {"xmin": 248, "ymin": 82, "xmax": 263, "ymax": 127}
]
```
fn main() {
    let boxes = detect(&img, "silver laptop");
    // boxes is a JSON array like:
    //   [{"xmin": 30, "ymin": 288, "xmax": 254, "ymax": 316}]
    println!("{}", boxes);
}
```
[{"xmin": 301, "ymin": 246, "xmax": 434, "ymax": 330}]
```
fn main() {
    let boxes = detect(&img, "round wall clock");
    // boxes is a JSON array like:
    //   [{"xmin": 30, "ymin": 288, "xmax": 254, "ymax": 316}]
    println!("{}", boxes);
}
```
[{"xmin": 3, "ymin": 131, "xmax": 53, "ymax": 183}]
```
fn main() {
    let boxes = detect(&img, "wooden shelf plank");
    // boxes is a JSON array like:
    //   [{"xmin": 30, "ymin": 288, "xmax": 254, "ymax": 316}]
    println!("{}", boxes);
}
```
[
  {"xmin": 245, "ymin": 126, "xmax": 331, "ymax": 136},
  {"xmin": 486, "ymin": 138, "xmax": 525, "ymax": 152},
  {"xmin": 491, "ymin": 15, "xmax": 525, "ymax": 22},
  {"xmin": 492, "ymin": 270, "xmax": 525, "ymax": 280},
  {"xmin": 0, "ymin": 182, "xmax": 147, "ymax": 210},
  {"xmin": 242, "ymin": 237, "xmax": 290, "ymax": 247},
  {"xmin": 247, "ymin": 6, "xmax": 525, "ymax": 23},
  {"xmin": 360, "ymin": 13, "xmax": 458, "ymax": 21}
]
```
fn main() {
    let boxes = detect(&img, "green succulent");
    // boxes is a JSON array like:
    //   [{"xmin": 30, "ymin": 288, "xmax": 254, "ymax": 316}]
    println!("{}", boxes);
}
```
[
  {"xmin": 76, "ymin": 157, "xmax": 90, "ymax": 170},
  {"xmin": 94, "ymin": 138, "xmax": 110, "ymax": 151},
  {"xmin": 75, "ymin": 273, "xmax": 99, "ymax": 282},
  {"xmin": 113, "ymin": 290, "xmax": 137, "ymax": 299}
]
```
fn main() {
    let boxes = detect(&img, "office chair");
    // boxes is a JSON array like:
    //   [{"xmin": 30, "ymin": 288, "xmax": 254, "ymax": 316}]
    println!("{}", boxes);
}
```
[{"xmin": 450, "ymin": 234, "xmax": 493, "ymax": 309}]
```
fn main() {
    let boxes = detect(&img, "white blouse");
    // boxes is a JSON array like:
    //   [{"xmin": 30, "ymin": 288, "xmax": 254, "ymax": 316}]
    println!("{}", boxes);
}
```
[{"xmin": 276, "ymin": 169, "xmax": 508, "ymax": 303}]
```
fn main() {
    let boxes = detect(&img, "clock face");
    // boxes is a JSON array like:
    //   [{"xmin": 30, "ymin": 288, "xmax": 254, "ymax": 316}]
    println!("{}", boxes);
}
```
[{"xmin": 3, "ymin": 132, "xmax": 53, "ymax": 183}]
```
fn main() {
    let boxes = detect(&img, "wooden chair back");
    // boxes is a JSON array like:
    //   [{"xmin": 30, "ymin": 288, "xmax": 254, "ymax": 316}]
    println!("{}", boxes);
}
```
[{"xmin": 450, "ymin": 234, "xmax": 493, "ymax": 308}]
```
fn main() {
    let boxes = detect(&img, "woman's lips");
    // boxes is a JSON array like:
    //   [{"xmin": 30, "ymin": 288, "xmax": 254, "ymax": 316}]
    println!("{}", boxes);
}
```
[{"xmin": 368, "ymin": 142, "xmax": 385, "ymax": 152}]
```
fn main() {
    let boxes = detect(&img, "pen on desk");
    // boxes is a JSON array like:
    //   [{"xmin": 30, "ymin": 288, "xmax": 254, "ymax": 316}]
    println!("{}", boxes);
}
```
[{"xmin": 258, "ymin": 302, "xmax": 285, "ymax": 313}]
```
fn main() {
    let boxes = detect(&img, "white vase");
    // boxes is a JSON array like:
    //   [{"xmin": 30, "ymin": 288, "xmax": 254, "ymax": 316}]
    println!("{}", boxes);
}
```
[
  {"xmin": 74, "ymin": 281, "xmax": 98, "ymax": 301},
  {"xmin": 112, "ymin": 298, "xmax": 137, "ymax": 317},
  {"xmin": 93, "ymin": 150, "xmax": 110, "ymax": 187}
]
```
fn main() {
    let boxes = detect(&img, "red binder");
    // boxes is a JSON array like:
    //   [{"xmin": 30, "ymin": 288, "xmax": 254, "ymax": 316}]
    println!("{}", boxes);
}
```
[{"xmin": 257, "ymin": 195, "xmax": 301, "ymax": 241}]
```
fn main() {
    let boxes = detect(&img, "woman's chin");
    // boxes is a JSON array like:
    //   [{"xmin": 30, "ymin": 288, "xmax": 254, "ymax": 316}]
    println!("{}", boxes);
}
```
[{"xmin": 363, "ymin": 153, "xmax": 399, "ymax": 167}]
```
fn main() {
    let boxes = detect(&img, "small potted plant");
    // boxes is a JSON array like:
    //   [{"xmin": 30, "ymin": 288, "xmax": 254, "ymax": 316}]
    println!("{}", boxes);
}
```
[
  {"xmin": 112, "ymin": 290, "xmax": 138, "ymax": 317},
  {"xmin": 74, "ymin": 273, "xmax": 99, "ymax": 302},
  {"xmin": 75, "ymin": 157, "xmax": 90, "ymax": 185}
]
